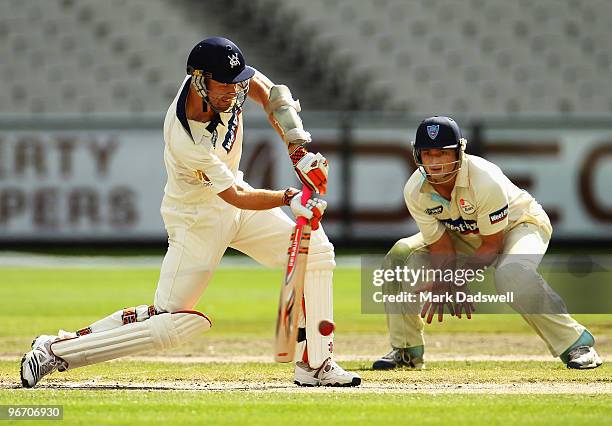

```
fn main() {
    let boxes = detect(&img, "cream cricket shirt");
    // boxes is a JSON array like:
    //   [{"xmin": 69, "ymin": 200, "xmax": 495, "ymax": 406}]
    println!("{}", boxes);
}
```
[
  {"xmin": 404, "ymin": 154, "xmax": 552, "ymax": 245},
  {"xmin": 162, "ymin": 76, "xmax": 244, "ymax": 204}
]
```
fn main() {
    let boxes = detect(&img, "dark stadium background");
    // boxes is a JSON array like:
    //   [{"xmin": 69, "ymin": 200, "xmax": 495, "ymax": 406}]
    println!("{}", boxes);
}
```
[{"xmin": 1, "ymin": 0, "xmax": 612, "ymax": 252}]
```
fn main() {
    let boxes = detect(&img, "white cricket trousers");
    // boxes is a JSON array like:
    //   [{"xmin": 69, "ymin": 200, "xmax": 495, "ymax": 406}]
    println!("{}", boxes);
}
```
[
  {"xmin": 385, "ymin": 222, "xmax": 586, "ymax": 357},
  {"xmin": 153, "ymin": 185, "xmax": 336, "ymax": 367}
]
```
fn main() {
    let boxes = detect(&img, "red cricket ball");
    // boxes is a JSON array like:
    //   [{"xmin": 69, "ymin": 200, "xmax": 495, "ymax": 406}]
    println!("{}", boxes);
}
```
[{"xmin": 318, "ymin": 319, "xmax": 335, "ymax": 336}]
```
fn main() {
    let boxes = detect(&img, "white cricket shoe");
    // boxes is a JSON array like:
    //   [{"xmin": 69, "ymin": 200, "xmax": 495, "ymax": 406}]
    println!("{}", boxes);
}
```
[
  {"xmin": 294, "ymin": 358, "xmax": 361, "ymax": 387},
  {"xmin": 20, "ymin": 335, "xmax": 67, "ymax": 388},
  {"xmin": 566, "ymin": 346, "xmax": 603, "ymax": 369}
]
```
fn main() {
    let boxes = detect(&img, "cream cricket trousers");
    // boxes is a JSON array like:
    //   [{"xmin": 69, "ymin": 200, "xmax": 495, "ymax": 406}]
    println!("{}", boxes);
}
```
[
  {"xmin": 384, "ymin": 223, "xmax": 586, "ymax": 357},
  {"xmin": 154, "ymin": 194, "xmax": 333, "ymax": 310},
  {"xmin": 153, "ymin": 184, "xmax": 336, "ymax": 367}
]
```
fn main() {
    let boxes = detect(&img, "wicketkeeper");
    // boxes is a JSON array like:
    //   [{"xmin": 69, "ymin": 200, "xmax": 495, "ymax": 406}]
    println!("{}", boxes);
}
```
[{"xmin": 373, "ymin": 116, "xmax": 603, "ymax": 371}]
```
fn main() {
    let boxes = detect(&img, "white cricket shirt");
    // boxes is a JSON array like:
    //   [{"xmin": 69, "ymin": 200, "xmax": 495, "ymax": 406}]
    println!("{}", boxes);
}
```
[{"xmin": 162, "ymin": 76, "xmax": 244, "ymax": 204}]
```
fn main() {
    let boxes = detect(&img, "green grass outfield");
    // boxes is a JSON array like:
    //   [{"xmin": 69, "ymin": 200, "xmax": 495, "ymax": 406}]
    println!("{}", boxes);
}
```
[
  {"xmin": 2, "ymin": 359, "xmax": 612, "ymax": 425},
  {"xmin": 1, "ymin": 266, "xmax": 611, "ymax": 425},
  {"xmin": 1, "ymin": 390, "xmax": 609, "ymax": 426},
  {"xmin": 1, "ymin": 360, "xmax": 611, "ymax": 425},
  {"xmin": 1, "ymin": 267, "xmax": 611, "ymax": 343}
]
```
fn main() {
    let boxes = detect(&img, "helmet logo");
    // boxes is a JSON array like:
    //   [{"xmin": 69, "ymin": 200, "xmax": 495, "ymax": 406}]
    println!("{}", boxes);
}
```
[
  {"xmin": 427, "ymin": 125, "xmax": 439, "ymax": 140},
  {"xmin": 228, "ymin": 53, "xmax": 240, "ymax": 68}
]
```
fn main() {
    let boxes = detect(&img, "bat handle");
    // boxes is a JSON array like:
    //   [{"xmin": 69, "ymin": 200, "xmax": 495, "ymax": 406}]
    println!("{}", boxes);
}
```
[
  {"xmin": 300, "ymin": 186, "xmax": 312, "ymax": 206},
  {"xmin": 296, "ymin": 185, "xmax": 313, "ymax": 226}
]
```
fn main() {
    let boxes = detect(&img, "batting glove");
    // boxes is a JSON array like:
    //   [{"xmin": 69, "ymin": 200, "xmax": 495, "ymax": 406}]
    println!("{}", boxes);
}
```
[
  {"xmin": 290, "ymin": 146, "xmax": 329, "ymax": 195},
  {"xmin": 287, "ymin": 190, "xmax": 327, "ymax": 230}
]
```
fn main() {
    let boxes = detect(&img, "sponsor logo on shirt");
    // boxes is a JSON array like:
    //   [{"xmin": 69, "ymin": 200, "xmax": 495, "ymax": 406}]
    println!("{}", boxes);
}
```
[
  {"xmin": 440, "ymin": 217, "xmax": 479, "ymax": 235},
  {"xmin": 459, "ymin": 198, "xmax": 475, "ymax": 214},
  {"xmin": 222, "ymin": 110, "xmax": 240, "ymax": 153},
  {"xmin": 425, "ymin": 205, "xmax": 443, "ymax": 215},
  {"xmin": 489, "ymin": 204, "xmax": 509, "ymax": 224}
]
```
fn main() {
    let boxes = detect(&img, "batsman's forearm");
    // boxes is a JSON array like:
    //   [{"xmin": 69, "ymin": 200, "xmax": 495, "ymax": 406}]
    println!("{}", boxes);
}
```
[
  {"xmin": 220, "ymin": 187, "xmax": 284, "ymax": 210},
  {"xmin": 248, "ymin": 72, "xmax": 287, "ymax": 144},
  {"xmin": 288, "ymin": 142, "xmax": 302, "ymax": 152},
  {"xmin": 234, "ymin": 189, "xmax": 283, "ymax": 210}
]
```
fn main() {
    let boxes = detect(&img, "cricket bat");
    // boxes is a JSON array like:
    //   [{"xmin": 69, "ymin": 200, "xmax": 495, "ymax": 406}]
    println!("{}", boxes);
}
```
[{"xmin": 274, "ymin": 186, "xmax": 312, "ymax": 362}]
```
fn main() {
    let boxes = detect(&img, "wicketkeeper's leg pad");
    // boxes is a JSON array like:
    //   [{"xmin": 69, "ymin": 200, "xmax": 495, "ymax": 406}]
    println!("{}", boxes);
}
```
[{"xmin": 50, "ymin": 311, "xmax": 211, "ymax": 369}]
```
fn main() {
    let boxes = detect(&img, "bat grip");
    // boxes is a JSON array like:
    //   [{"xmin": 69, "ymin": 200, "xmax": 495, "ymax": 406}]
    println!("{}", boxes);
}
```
[{"xmin": 296, "ymin": 185, "xmax": 313, "ymax": 226}]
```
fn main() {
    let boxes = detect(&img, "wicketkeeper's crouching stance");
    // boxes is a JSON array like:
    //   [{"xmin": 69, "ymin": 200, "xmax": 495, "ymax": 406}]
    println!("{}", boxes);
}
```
[
  {"xmin": 373, "ymin": 116, "xmax": 602, "ymax": 371},
  {"xmin": 21, "ymin": 37, "xmax": 360, "ymax": 388}
]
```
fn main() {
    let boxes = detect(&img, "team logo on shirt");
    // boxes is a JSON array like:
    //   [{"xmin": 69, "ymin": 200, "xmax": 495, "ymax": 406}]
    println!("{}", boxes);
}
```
[
  {"xmin": 425, "ymin": 205, "xmax": 443, "ymax": 215},
  {"xmin": 489, "ymin": 204, "xmax": 509, "ymax": 224},
  {"xmin": 459, "ymin": 198, "xmax": 475, "ymax": 214},
  {"xmin": 194, "ymin": 170, "xmax": 213, "ymax": 187},
  {"xmin": 427, "ymin": 124, "xmax": 439, "ymax": 139}
]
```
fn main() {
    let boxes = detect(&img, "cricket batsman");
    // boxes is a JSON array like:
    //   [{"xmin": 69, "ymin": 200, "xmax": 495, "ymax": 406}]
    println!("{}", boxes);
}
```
[
  {"xmin": 372, "ymin": 116, "xmax": 603, "ymax": 371},
  {"xmin": 20, "ymin": 37, "xmax": 360, "ymax": 388}
]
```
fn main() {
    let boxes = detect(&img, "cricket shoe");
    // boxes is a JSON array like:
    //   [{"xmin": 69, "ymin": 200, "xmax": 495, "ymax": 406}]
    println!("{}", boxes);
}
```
[
  {"xmin": 372, "ymin": 347, "xmax": 425, "ymax": 370},
  {"xmin": 566, "ymin": 346, "xmax": 603, "ymax": 369},
  {"xmin": 20, "ymin": 335, "xmax": 67, "ymax": 388},
  {"xmin": 294, "ymin": 358, "xmax": 361, "ymax": 387}
]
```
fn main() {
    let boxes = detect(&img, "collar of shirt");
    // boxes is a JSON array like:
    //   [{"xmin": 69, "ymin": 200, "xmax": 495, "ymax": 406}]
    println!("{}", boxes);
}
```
[
  {"xmin": 187, "ymin": 119, "xmax": 214, "ymax": 140},
  {"xmin": 204, "ymin": 113, "xmax": 225, "ymax": 134},
  {"xmin": 176, "ymin": 76, "xmax": 230, "ymax": 140}
]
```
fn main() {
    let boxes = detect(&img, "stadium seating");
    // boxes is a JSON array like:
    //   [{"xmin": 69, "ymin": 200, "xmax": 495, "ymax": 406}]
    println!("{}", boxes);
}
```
[{"xmin": 1, "ymin": 0, "xmax": 611, "ymax": 115}]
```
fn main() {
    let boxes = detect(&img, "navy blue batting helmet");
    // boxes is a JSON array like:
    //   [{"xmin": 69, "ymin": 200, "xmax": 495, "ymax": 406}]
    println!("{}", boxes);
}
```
[{"xmin": 186, "ymin": 36, "xmax": 255, "ymax": 83}]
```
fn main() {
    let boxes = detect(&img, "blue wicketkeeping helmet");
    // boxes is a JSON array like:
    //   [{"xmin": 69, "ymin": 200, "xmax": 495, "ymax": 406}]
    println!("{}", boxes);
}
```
[{"xmin": 411, "ymin": 116, "xmax": 467, "ymax": 182}]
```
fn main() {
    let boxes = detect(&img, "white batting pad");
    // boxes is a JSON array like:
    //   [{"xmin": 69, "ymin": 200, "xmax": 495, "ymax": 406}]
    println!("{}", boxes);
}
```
[
  {"xmin": 50, "ymin": 311, "xmax": 211, "ymax": 369},
  {"xmin": 304, "ymin": 269, "xmax": 333, "ymax": 368}
]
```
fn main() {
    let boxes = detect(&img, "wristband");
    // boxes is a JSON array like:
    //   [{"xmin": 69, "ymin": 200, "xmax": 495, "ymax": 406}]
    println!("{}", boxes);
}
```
[
  {"xmin": 282, "ymin": 188, "xmax": 297, "ymax": 206},
  {"xmin": 290, "ymin": 145, "xmax": 308, "ymax": 165}
]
